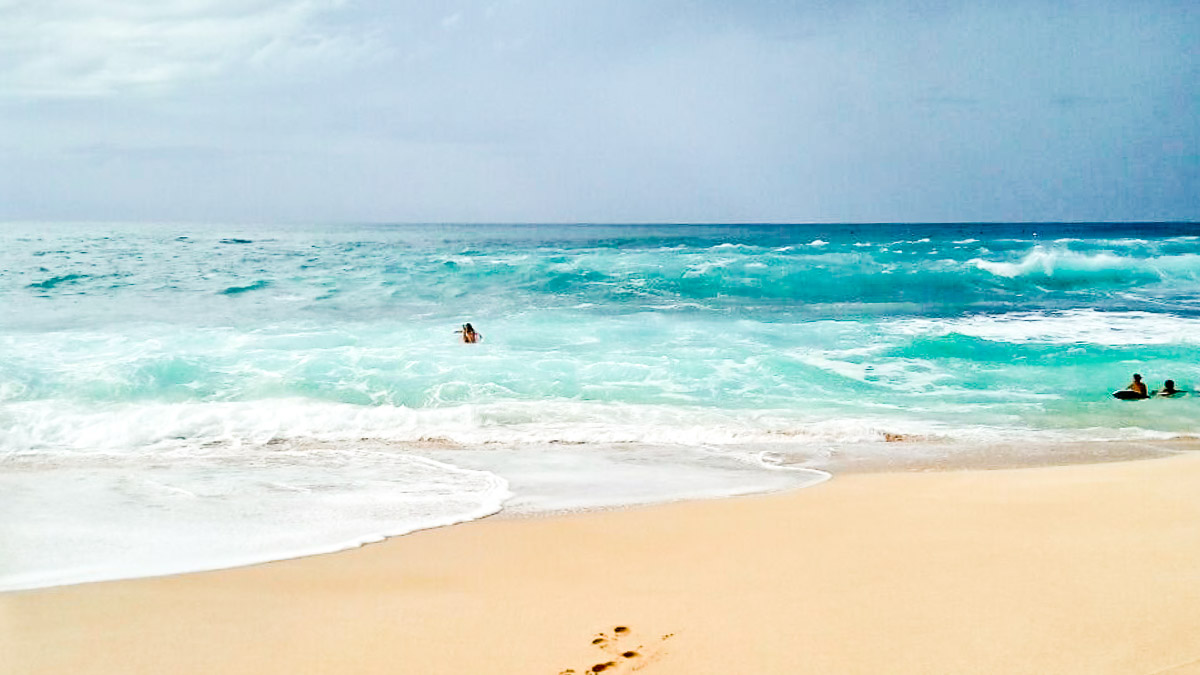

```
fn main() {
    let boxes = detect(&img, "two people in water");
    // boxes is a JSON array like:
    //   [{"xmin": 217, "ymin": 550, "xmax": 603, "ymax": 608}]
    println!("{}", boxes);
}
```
[
  {"xmin": 1120, "ymin": 373, "xmax": 1183, "ymax": 399},
  {"xmin": 455, "ymin": 322, "xmax": 482, "ymax": 344}
]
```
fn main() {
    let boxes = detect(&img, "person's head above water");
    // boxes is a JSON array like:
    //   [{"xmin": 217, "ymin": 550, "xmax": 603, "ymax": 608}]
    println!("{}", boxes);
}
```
[
  {"xmin": 1133, "ymin": 373, "xmax": 1142, "ymax": 382},
  {"xmin": 458, "ymin": 322, "xmax": 481, "ymax": 343},
  {"xmin": 1164, "ymin": 379, "xmax": 1176, "ymax": 391}
]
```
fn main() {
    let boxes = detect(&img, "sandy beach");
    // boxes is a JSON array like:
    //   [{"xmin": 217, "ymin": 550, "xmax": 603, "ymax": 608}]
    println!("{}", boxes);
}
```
[{"xmin": 5, "ymin": 450, "xmax": 1200, "ymax": 675}]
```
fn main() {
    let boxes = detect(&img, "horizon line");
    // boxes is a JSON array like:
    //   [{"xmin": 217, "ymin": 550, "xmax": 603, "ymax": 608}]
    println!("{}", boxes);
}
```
[{"xmin": 3, "ymin": 219, "xmax": 1198, "ymax": 228}]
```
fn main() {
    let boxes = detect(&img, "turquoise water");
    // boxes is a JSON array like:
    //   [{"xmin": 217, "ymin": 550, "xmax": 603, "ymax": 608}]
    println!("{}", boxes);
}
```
[{"xmin": 2, "ymin": 222, "xmax": 1198, "ymax": 588}]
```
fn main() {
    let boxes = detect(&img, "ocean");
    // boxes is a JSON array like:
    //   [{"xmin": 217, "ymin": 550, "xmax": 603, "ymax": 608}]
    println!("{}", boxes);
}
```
[{"xmin": 2, "ymin": 221, "xmax": 1198, "ymax": 590}]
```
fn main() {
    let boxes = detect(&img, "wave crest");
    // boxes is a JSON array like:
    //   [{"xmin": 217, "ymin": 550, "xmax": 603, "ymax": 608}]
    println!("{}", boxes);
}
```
[{"xmin": 971, "ymin": 246, "xmax": 1200, "ymax": 286}]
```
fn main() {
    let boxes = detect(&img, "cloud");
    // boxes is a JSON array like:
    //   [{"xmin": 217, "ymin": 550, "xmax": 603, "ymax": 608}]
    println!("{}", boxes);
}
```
[
  {"xmin": 0, "ymin": 0, "xmax": 378, "ymax": 98},
  {"xmin": 0, "ymin": 0, "xmax": 1195, "ymax": 223}
]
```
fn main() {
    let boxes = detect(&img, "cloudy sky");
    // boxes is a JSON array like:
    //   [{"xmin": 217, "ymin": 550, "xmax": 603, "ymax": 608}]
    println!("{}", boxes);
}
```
[{"xmin": 0, "ymin": 1, "xmax": 1195, "ymax": 224}]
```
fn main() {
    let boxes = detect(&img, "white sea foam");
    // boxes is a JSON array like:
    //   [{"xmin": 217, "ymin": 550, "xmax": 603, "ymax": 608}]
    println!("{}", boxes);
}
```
[
  {"xmin": 681, "ymin": 258, "xmax": 737, "ymax": 277},
  {"xmin": 0, "ymin": 398, "xmax": 965, "ymax": 453},
  {"xmin": 425, "ymin": 444, "xmax": 829, "ymax": 515},
  {"xmin": 34, "ymin": 395, "xmax": 1153, "ymax": 448},
  {"xmin": 0, "ymin": 450, "xmax": 509, "ymax": 591},
  {"xmin": 794, "ymin": 349, "xmax": 953, "ymax": 392},
  {"xmin": 891, "ymin": 309, "xmax": 1200, "ymax": 346}
]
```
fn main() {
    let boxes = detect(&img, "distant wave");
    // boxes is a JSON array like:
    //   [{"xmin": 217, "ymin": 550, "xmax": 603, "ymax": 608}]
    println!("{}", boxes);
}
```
[
  {"xmin": 970, "ymin": 246, "xmax": 1200, "ymax": 285},
  {"xmin": 220, "ymin": 280, "xmax": 271, "ymax": 295},
  {"xmin": 27, "ymin": 273, "xmax": 88, "ymax": 290}
]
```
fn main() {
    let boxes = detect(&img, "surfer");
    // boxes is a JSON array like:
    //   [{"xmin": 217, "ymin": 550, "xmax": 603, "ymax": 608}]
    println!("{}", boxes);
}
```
[
  {"xmin": 1124, "ymin": 373, "xmax": 1148, "ymax": 399},
  {"xmin": 1158, "ymin": 379, "xmax": 1181, "ymax": 397},
  {"xmin": 456, "ymin": 323, "xmax": 482, "ymax": 344}
]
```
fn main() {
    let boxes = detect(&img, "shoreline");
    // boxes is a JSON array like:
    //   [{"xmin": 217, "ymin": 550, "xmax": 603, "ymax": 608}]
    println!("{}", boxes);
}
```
[
  {"xmin": 804, "ymin": 436, "xmax": 1198, "ymax": 473},
  {"xmin": 3, "ymin": 437, "xmax": 1196, "ymax": 593},
  {"xmin": 6, "ymin": 448, "xmax": 1200, "ymax": 674}
]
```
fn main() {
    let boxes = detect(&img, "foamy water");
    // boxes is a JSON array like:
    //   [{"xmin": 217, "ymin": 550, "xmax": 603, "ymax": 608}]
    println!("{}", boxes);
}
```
[{"xmin": 2, "ymin": 222, "xmax": 1197, "ymax": 590}]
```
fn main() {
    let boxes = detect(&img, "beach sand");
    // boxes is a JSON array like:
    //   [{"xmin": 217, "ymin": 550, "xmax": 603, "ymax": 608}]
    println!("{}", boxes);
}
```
[{"xmin": 5, "ymin": 451, "xmax": 1200, "ymax": 675}]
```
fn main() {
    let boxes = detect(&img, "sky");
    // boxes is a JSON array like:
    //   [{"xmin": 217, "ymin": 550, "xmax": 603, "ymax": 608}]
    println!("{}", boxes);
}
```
[{"xmin": 0, "ymin": 0, "xmax": 1196, "ymax": 224}]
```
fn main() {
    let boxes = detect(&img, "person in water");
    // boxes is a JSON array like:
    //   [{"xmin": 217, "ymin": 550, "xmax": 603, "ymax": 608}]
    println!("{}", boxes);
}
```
[
  {"xmin": 1126, "ymin": 373, "xmax": 1148, "ymax": 398},
  {"xmin": 1158, "ymin": 379, "xmax": 1181, "ymax": 397},
  {"xmin": 456, "ymin": 322, "xmax": 482, "ymax": 343}
]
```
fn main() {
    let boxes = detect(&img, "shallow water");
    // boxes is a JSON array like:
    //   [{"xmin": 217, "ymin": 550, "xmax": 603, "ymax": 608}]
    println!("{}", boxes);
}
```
[{"xmin": 2, "ymin": 222, "xmax": 1197, "ymax": 589}]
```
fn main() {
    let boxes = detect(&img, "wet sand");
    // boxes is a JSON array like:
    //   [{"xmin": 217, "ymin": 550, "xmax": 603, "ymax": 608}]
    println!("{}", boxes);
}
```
[{"xmin": 5, "ymin": 451, "xmax": 1200, "ymax": 674}]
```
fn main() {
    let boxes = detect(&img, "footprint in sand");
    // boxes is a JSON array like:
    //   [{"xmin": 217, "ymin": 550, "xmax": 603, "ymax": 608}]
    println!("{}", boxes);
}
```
[{"xmin": 558, "ymin": 625, "xmax": 674, "ymax": 674}]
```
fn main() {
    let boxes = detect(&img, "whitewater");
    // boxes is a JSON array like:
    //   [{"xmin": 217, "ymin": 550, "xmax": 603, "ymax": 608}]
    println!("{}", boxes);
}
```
[{"xmin": 2, "ymin": 222, "xmax": 1198, "ymax": 590}]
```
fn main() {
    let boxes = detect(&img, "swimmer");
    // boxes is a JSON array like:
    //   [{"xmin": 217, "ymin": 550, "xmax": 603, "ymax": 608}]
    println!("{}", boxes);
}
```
[
  {"xmin": 1126, "ymin": 373, "xmax": 1148, "ymax": 398},
  {"xmin": 1158, "ymin": 379, "xmax": 1183, "ymax": 397},
  {"xmin": 455, "ymin": 322, "xmax": 482, "ymax": 344}
]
